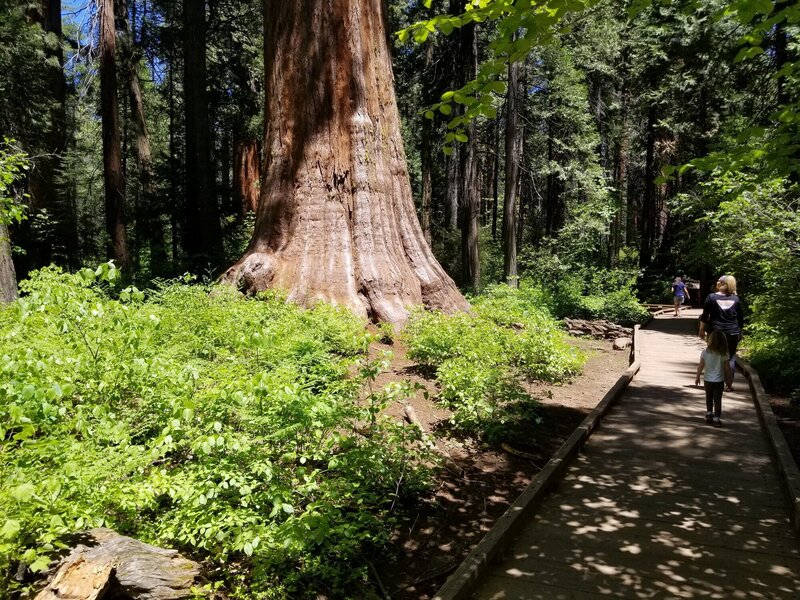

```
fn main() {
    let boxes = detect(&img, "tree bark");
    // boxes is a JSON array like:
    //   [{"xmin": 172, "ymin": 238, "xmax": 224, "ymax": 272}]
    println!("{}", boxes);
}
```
[
  {"xmin": 0, "ymin": 222, "xmax": 17, "ymax": 303},
  {"xmin": 100, "ymin": 0, "xmax": 131, "ymax": 271},
  {"xmin": 26, "ymin": 0, "xmax": 74, "ymax": 266},
  {"xmin": 639, "ymin": 103, "xmax": 657, "ymax": 268},
  {"xmin": 119, "ymin": 0, "xmax": 167, "ymax": 272},
  {"xmin": 503, "ymin": 58, "xmax": 520, "ymax": 287},
  {"xmin": 460, "ymin": 23, "xmax": 480, "ymax": 293},
  {"xmin": 419, "ymin": 39, "xmax": 434, "ymax": 245},
  {"xmin": 223, "ymin": 0, "xmax": 468, "ymax": 325},
  {"xmin": 233, "ymin": 138, "xmax": 261, "ymax": 215},
  {"xmin": 183, "ymin": 0, "xmax": 222, "ymax": 265},
  {"xmin": 490, "ymin": 104, "xmax": 500, "ymax": 240}
]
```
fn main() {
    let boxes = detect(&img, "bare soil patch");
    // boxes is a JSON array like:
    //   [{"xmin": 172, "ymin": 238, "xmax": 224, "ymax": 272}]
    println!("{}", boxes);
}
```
[{"xmin": 371, "ymin": 335, "xmax": 630, "ymax": 599}]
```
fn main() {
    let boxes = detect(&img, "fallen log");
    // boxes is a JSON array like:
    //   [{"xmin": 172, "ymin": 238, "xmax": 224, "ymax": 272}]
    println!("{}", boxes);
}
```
[
  {"xmin": 35, "ymin": 528, "xmax": 200, "ymax": 600},
  {"xmin": 564, "ymin": 318, "xmax": 633, "ymax": 340}
]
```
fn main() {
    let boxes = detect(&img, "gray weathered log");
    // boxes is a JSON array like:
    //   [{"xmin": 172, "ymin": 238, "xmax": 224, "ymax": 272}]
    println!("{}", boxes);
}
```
[
  {"xmin": 35, "ymin": 528, "xmax": 200, "ymax": 600},
  {"xmin": 564, "ymin": 318, "xmax": 633, "ymax": 340}
]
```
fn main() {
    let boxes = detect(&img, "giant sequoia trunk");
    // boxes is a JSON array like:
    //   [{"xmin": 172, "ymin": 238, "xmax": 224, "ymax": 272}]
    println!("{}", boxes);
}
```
[{"xmin": 223, "ymin": 1, "xmax": 468, "ymax": 324}]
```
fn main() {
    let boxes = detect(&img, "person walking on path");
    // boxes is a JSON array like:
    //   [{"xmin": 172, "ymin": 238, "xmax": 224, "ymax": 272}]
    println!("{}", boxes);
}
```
[
  {"xmin": 699, "ymin": 274, "xmax": 744, "ymax": 391},
  {"xmin": 672, "ymin": 276, "xmax": 689, "ymax": 316},
  {"xmin": 695, "ymin": 330, "xmax": 733, "ymax": 427}
]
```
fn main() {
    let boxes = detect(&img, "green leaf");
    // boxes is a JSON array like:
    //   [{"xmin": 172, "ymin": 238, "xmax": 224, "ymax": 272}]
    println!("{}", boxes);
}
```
[
  {"xmin": 29, "ymin": 555, "xmax": 51, "ymax": 573},
  {"xmin": 489, "ymin": 81, "xmax": 507, "ymax": 95},
  {"xmin": 11, "ymin": 482, "xmax": 35, "ymax": 502},
  {"xmin": 413, "ymin": 28, "xmax": 430, "ymax": 43},
  {"xmin": 0, "ymin": 519, "xmax": 20, "ymax": 539},
  {"xmin": 439, "ymin": 104, "xmax": 452, "ymax": 115}
]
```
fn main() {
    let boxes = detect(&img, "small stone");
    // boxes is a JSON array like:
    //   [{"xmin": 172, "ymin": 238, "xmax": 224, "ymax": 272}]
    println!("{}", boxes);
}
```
[{"xmin": 613, "ymin": 337, "xmax": 632, "ymax": 350}]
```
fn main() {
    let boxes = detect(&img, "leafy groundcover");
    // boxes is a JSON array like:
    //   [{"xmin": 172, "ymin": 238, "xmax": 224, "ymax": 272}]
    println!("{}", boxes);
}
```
[{"xmin": 0, "ymin": 265, "xmax": 433, "ymax": 599}]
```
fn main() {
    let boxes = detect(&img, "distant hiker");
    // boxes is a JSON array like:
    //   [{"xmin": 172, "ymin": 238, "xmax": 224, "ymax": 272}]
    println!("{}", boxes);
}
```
[
  {"xmin": 695, "ymin": 330, "xmax": 733, "ymax": 427},
  {"xmin": 672, "ymin": 276, "xmax": 689, "ymax": 316},
  {"xmin": 699, "ymin": 275, "xmax": 743, "ymax": 391}
]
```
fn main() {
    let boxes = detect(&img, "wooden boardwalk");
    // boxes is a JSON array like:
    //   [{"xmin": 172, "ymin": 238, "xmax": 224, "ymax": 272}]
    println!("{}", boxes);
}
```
[{"xmin": 471, "ymin": 310, "xmax": 800, "ymax": 599}]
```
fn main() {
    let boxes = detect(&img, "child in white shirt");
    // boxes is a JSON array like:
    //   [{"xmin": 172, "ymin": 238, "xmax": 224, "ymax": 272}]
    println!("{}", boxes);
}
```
[{"xmin": 695, "ymin": 330, "xmax": 733, "ymax": 427}]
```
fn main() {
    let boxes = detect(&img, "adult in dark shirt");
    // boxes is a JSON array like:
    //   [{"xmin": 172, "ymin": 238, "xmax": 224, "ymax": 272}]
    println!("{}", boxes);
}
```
[{"xmin": 699, "ymin": 275, "xmax": 743, "ymax": 391}]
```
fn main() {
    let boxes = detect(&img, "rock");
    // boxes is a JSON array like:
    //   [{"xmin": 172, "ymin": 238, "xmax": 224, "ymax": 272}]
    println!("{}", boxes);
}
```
[
  {"xmin": 613, "ymin": 337, "xmax": 632, "ymax": 350},
  {"xmin": 35, "ymin": 528, "xmax": 200, "ymax": 600}
]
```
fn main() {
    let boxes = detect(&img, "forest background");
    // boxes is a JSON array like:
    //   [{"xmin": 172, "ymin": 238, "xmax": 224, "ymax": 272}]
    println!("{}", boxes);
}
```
[{"xmin": 0, "ymin": 0, "xmax": 799, "ymax": 598}]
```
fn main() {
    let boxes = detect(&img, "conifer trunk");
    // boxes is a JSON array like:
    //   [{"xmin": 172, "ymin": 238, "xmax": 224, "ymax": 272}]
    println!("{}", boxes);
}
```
[
  {"xmin": 183, "ymin": 0, "xmax": 221, "ymax": 264},
  {"xmin": 233, "ymin": 139, "xmax": 261, "ymax": 215},
  {"xmin": 460, "ymin": 23, "xmax": 480, "ymax": 292},
  {"xmin": 0, "ymin": 222, "xmax": 17, "ymax": 303},
  {"xmin": 503, "ymin": 58, "xmax": 520, "ymax": 287},
  {"xmin": 223, "ymin": 0, "xmax": 468, "ymax": 324},
  {"xmin": 100, "ymin": 0, "xmax": 131, "ymax": 271}
]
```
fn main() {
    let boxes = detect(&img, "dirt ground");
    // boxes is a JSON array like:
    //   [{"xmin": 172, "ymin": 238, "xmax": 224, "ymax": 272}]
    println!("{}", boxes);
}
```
[{"xmin": 372, "ymin": 335, "xmax": 630, "ymax": 599}]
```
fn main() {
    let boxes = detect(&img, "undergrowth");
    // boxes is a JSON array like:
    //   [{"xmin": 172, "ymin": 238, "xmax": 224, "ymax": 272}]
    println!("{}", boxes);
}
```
[
  {"xmin": 404, "ymin": 284, "xmax": 586, "ymax": 442},
  {"xmin": 0, "ymin": 264, "xmax": 434, "ymax": 599}
]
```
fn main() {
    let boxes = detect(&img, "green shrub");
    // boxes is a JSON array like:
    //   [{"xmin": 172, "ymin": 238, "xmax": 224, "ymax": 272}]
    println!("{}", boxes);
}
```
[
  {"xmin": 0, "ymin": 264, "xmax": 435, "ymax": 599},
  {"xmin": 548, "ymin": 271, "xmax": 650, "ymax": 326},
  {"xmin": 404, "ymin": 284, "xmax": 585, "ymax": 441}
]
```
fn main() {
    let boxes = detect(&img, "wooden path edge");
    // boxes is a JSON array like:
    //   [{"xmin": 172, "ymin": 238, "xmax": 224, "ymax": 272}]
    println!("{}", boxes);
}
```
[
  {"xmin": 432, "ymin": 325, "xmax": 643, "ymax": 600},
  {"xmin": 738, "ymin": 357, "xmax": 800, "ymax": 534}
]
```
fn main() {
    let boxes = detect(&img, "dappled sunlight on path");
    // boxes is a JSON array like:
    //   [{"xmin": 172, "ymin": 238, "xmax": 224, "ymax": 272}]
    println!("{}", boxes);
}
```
[{"xmin": 470, "ymin": 310, "xmax": 800, "ymax": 599}]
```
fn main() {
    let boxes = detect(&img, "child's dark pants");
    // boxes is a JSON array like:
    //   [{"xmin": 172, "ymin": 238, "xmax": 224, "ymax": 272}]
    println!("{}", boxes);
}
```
[{"xmin": 704, "ymin": 381, "xmax": 724, "ymax": 418}]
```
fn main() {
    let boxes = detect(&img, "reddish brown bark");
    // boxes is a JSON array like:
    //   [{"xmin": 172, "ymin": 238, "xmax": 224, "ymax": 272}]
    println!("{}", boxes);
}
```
[
  {"xmin": 233, "ymin": 138, "xmax": 261, "ymax": 214},
  {"xmin": 223, "ymin": 0, "xmax": 468, "ymax": 324},
  {"xmin": 99, "ymin": 0, "xmax": 131, "ymax": 271}
]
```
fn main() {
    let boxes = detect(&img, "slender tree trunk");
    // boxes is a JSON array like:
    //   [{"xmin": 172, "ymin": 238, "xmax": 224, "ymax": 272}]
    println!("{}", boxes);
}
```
[
  {"xmin": 419, "ymin": 39, "xmax": 434, "ymax": 245},
  {"xmin": 774, "ymin": 0, "xmax": 789, "ymax": 107},
  {"xmin": 490, "ymin": 106, "xmax": 500, "ymax": 240},
  {"xmin": 25, "ymin": 0, "xmax": 73, "ymax": 267},
  {"xmin": 502, "ymin": 57, "xmax": 520, "ymax": 287},
  {"xmin": 233, "ymin": 138, "xmax": 261, "ymax": 215},
  {"xmin": 445, "ymin": 150, "xmax": 460, "ymax": 230},
  {"xmin": 639, "ymin": 103, "xmax": 657, "ymax": 269},
  {"xmin": 220, "ymin": 131, "xmax": 232, "ymax": 215},
  {"xmin": 168, "ymin": 29, "xmax": 179, "ymax": 263},
  {"xmin": 460, "ymin": 23, "xmax": 480, "ymax": 292},
  {"xmin": 118, "ymin": 0, "xmax": 167, "ymax": 272},
  {"xmin": 100, "ymin": 0, "xmax": 131, "ymax": 271},
  {"xmin": 0, "ymin": 222, "xmax": 17, "ymax": 303},
  {"xmin": 223, "ymin": 0, "xmax": 468, "ymax": 324},
  {"xmin": 183, "ymin": 0, "xmax": 221, "ymax": 266}
]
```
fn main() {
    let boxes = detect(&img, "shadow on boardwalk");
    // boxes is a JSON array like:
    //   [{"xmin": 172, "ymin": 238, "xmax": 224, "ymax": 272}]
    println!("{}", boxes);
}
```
[{"xmin": 470, "ymin": 310, "xmax": 800, "ymax": 599}]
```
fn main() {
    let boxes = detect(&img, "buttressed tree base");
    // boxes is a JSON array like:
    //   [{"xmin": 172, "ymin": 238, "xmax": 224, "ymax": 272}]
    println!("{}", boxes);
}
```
[{"xmin": 222, "ymin": 0, "xmax": 469, "ymax": 325}]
